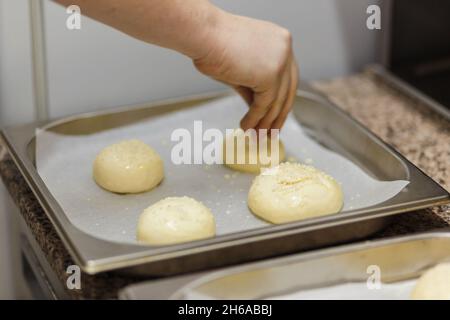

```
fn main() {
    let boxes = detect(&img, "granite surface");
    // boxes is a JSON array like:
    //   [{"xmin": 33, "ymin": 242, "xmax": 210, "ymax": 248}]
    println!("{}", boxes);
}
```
[{"xmin": 0, "ymin": 70, "xmax": 449, "ymax": 299}]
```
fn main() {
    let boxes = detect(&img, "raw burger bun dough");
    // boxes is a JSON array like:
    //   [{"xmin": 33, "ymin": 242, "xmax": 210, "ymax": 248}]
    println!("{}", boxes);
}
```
[
  {"xmin": 248, "ymin": 162, "xmax": 343, "ymax": 224},
  {"xmin": 223, "ymin": 129, "xmax": 285, "ymax": 173},
  {"xmin": 93, "ymin": 139, "xmax": 164, "ymax": 194},
  {"xmin": 137, "ymin": 196, "xmax": 215, "ymax": 245},
  {"xmin": 411, "ymin": 263, "xmax": 450, "ymax": 300}
]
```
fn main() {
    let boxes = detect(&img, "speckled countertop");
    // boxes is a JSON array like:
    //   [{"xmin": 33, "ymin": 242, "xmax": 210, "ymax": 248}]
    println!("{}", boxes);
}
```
[{"xmin": 0, "ymin": 69, "xmax": 449, "ymax": 299}]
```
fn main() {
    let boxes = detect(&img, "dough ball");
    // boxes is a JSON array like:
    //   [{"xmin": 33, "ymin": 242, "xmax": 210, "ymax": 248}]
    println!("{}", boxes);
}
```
[
  {"xmin": 223, "ymin": 129, "xmax": 285, "ymax": 173},
  {"xmin": 248, "ymin": 162, "xmax": 343, "ymax": 224},
  {"xmin": 93, "ymin": 139, "xmax": 164, "ymax": 194},
  {"xmin": 411, "ymin": 263, "xmax": 450, "ymax": 300},
  {"xmin": 137, "ymin": 196, "xmax": 216, "ymax": 245}
]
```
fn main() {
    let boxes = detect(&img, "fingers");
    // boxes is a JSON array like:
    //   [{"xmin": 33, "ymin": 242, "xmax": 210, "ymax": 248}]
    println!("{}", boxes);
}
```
[
  {"xmin": 233, "ymin": 85, "xmax": 254, "ymax": 106},
  {"xmin": 255, "ymin": 60, "xmax": 291, "ymax": 130},
  {"xmin": 240, "ymin": 86, "xmax": 278, "ymax": 130},
  {"xmin": 239, "ymin": 55, "xmax": 298, "ymax": 132},
  {"xmin": 272, "ymin": 58, "xmax": 299, "ymax": 130}
]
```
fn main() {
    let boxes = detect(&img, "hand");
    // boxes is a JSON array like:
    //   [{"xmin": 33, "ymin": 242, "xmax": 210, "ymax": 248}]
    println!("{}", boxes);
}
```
[{"xmin": 193, "ymin": 12, "xmax": 299, "ymax": 131}]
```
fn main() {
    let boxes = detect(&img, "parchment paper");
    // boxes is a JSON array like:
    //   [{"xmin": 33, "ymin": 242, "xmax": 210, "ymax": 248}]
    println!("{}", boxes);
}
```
[{"xmin": 36, "ymin": 95, "xmax": 409, "ymax": 244}]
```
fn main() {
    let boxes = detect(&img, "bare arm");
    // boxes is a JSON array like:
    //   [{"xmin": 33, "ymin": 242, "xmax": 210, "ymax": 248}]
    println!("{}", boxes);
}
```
[{"xmin": 55, "ymin": 0, "xmax": 298, "ymax": 130}]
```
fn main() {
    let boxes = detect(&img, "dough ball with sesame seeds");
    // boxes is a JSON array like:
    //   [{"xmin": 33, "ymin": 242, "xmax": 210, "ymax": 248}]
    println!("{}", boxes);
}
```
[
  {"xmin": 137, "ymin": 197, "xmax": 215, "ymax": 245},
  {"xmin": 93, "ymin": 139, "xmax": 164, "ymax": 194},
  {"xmin": 222, "ymin": 129, "xmax": 285, "ymax": 173},
  {"xmin": 248, "ymin": 163, "xmax": 343, "ymax": 224}
]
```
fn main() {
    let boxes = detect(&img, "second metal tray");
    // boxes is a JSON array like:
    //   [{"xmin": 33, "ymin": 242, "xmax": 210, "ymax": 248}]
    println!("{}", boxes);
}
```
[
  {"xmin": 119, "ymin": 230, "xmax": 450, "ymax": 299},
  {"xmin": 1, "ymin": 89, "xmax": 449, "ymax": 275}
]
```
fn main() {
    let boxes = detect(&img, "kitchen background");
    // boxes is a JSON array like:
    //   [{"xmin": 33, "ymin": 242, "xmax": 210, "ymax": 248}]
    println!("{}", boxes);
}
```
[{"xmin": 0, "ymin": 0, "xmax": 381, "ymax": 298}]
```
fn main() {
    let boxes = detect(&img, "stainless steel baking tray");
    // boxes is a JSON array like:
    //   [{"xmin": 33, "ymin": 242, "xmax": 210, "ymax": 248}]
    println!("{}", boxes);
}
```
[
  {"xmin": 1, "ymin": 88, "xmax": 449, "ymax": 275},
  {"xmin": 119, "ymin": 230, "xmax": 450, "ymax": 299}
]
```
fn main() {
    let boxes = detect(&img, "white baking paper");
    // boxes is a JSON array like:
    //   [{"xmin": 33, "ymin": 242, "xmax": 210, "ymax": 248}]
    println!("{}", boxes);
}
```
[{"xmin": 36, "ymin": 95, "xmax": 409, "ymax": 244}]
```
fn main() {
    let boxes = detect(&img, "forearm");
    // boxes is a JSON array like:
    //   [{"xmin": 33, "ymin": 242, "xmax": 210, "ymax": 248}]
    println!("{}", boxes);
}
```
[{"xmin": 55, "ymin": 0, "xmax": 224, "ymax": 59}]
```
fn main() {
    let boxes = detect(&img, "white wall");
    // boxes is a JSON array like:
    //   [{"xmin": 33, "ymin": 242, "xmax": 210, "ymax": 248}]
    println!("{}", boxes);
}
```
[
  {"xmin": 213, "ymin": 0, "xmax": 381, "ymax": 80},
  {"xmin": 0, "ymin": 0, "xmax": 35, "ymax": 125},
  {"xmin": 43, "ymin": 0, "xmax": 381, "ymax": 118}
]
